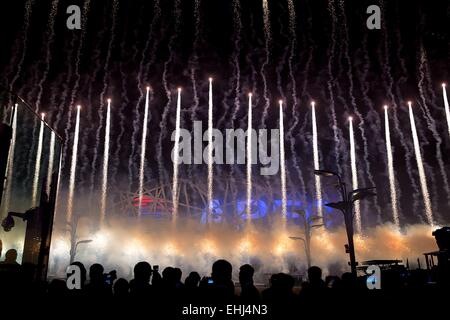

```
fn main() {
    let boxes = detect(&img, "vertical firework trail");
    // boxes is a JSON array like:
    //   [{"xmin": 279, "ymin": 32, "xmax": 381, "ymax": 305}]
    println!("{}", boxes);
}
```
[
  {"xmin": 67, "ymin": 106, "xmax": 81, "ymax": 224},
  {"xmin": 275, "ymin": 13, "xmax": 287, "ymax": 104},
  {"xmin": 311, "ymin": 102, "xmax": 323, "ymax": 219},
  {"xmin": 416, "ymin": 16, "xmax": 439, "ymax": 108},
  {"xmin": 172, "ymin": 88, "xmax": 182, "ymax": 224},
  {"xmin": 63, "ymin": 0, "xmax": 90, "ymax": 171},
  {"xmin": 381, "ymin": 1, "xmax": 420, "ymax": 212},
  {"xmin": 8, "ymin": 0, "xmax": 34, "ymax": 94},
  {"xmin": 326, "ymin": 0, "xmax": 342, "ymax": 176},
  {"xmin": 92, "ymin": 0, "xmax": 118, "ymax": 200},
  {"xmin": 53, "ymin": 150, "xmax": 63, "ymax": 223},
  {"xmin": 138, "ymin": 87, "xmax": 151, "ymax": 216},
  {"xmin": 68, "ymin": 0, "xmax": 91, "ymax": 108},
  {"xmin": 159, "ymin": 0, "xmax": 181, "ymax": 185},
  {"xmin": 338, "ymin": 0, "xmax": 380, "ymax": 220},
  {"xmin": 32, "ymin": 113, "xmax": 45, "ymax": 206},
  {"xmin": 35, "ymin": 0, "xmax": 59, "ymax": 111},
  {"xmin": 359, "ymin": 34, "xmax": 382, "ymax": 136},
  {"xmin": 53, "ymin": 36, "xmax": 74, "ymax": 148},
  {"xmin": 22, "ymin": 0, "xmax": 57, "ymax": 156},
  {"xmin": 207, "ymin": 78, "xmax": 214, "ymax": 224},
  {"xmin": 10, "ymin": 0, "xmax": 35, "ymax": 188},
  {"xmin": 220, "ymin": 0, "xmax": 243, "ymax": 212},
  {"xmin": 349, "ymin": 117, "xmax": 361, "ymax": 233},
  {"xmin": 78, "ymin": 7, "xmax": 105, "ymax": 198},
  {"xmin": 219, "ymin": 0, "xmax": 243, "ymax": 129},
  {"xmin": 384, "ymin": 106, "xmax": 400, "ymax": 229},
  {"xmin": 260, "ymin": 0, "xmax": 271, "ymax": 128},
  {"xmin": 189, "ymin": 0, "xmax": 201, "ymax": 124},
  {"xmin": 418, "ymin": 47, "xmax": 450, "ymax": 206},
  {"xmin": 1, "ymin": 105, "xmax": 17, "ymax": 216},
  {"xmin": 296, "ymin": 3, "xmax": 314, "ymax": 205},
  {"xmin": 230, "ymin": 0, "xmax": 242, "ymax": 125},
  {"xmin": 246, "ymin": 93, "xmax": 253, "ymax": 227},
  {"xmin": 128, "ymin": 0, "xmax": 161, "ymax": 188},
  {"xmin": 100, "ymin": 99, "xmax": 111, "ymax": 226},
  {"xmin": 279, "ymin": 101, "xmax": 287, "ymax": 229},
  {"xmin": 112, "ymin": 60, "xmax": 129, "ymax": 188},
  {"xmin": 443, "ymin": 84, "xmax": 450, "ymax": 138},
  {"xmin": 136, "ymin": 0, "xmax": 160, "ymax": 107},
  {"xmin": 46, "ymin": 131, "xmax": 56, "ymax": 194},
  {"xmin": 408, "ymin": 102, "xmax": 434, "ymax": 226},
  {"xmin": 188, "ymin": 0, "xmax": 202, "ymax": 182},
  {"xmin": 286, "ymin": 0, "xmax": 302, "ymax": 187}
]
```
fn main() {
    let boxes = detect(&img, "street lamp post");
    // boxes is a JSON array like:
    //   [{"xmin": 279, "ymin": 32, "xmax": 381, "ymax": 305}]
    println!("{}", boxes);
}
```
[
  {"xmin": 289, "ymin": 210, "xmax": 324, "ymax": 268},
  {"xmin": 70, "ymin": 239, "xmax": 92, "ymax": 264},
  {"xmin": 314, "ymin": 169, "xmax": 376, "ymax": 277}
]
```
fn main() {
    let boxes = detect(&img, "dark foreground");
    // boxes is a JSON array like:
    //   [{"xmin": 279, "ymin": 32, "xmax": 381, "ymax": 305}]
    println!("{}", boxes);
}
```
[{"xmin": 0, "ymin": 256, "xmax": 449, "ymax": 319}]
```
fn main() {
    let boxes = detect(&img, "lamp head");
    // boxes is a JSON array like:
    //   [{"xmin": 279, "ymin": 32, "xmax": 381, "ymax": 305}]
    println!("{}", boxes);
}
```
[{"xmin": 314, "ymin": 169, "xmax": 337, "ymax": 177}]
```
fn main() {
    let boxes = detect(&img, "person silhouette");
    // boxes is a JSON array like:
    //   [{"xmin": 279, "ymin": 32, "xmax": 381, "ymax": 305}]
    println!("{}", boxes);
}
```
[
  {"xmin": 113, "ymin": 278, "xmax": 130, "ymax": 297},
  {"xmin": 0, "ymin": 249, "xmax": 19, "ymax": 265},
  {"xmin": 129, "ymin": 261, "xmax": 153, "ymax": 297},
  {"xmin": 183, "ymin": 271, "xmax": 201, "ymax": 303},
  {"xmin": 84, "ymin": 263, "xmax": 111, "ymax": 297},
  {"xmin": 262, "ymin": 273, "xmax": 297, "ymax": 318},
  {"xmin": 200, "ymin": 259, "xmax": 235, "ymax": 304},
  {"xmin": 185, "ymin": 271, "xmax": 201, "ymax": 288},
  {"xmin": 239, "ymin": 264, "xmax": 260, "ymax": 303},
  {"xmin": 174, "ymin": 267, "xmax": 184, "ymax": 289},
  {"xmin": 298, "ymin": 266, "xmax": 328, "ymax": 310}
]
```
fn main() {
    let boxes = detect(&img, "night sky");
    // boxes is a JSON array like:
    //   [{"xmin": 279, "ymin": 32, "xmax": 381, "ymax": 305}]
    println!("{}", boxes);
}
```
[{"xmin": 0, "ymin": 0, "xmax": 448, "ymax": 227}]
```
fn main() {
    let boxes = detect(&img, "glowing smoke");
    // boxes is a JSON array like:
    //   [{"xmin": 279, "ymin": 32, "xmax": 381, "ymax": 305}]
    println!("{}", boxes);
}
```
[
  {"xmin": 408, "ymin": 102, "xmax": 434, "ymax": 226},
  {"xmin": 384, "ymin": 106, "xmax": 400, "ymax": 229},
  {"xmin": 48, "ymin": 219, "xmax": 439, "ymax": 280}
]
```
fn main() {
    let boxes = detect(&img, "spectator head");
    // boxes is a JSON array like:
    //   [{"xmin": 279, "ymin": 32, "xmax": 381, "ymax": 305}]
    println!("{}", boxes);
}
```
[
  {"xmin": 48, "ymin": 279, "xmax": 67, "ymax": 296},
  {"xmin": 212, "ymin": 259, "xmax": 232, "ymax": 284},
  {"xmin": 174, "ymin": 267, "xmax": 182, "ymax": 283},
  {"xmin": 239, "ymin": 264, "xmax": 255, "ymax": 285},
  {"xmin": 113, "ymin": 278, "xmax": 129, "ymax": 296},
  {"xmin": 270, "ymin": 273, "xmax": 294, "ymax": 292},
  {"xmin": 162, "ymin": 266, "xmax": 176, "ymax": 285},
  {"xmin": 134, "ymin": 261, "xmax": 152, "ymax": 283},
  {"xmin": 4, "ymin": 249, "xmax": 18, "ymax": 264},
  {"xmin": 307, "ymin": 266, "xmax": 322, "ymax": 284},
  {"xmin": 89, "ymin": 263, "xmax": 104, "ymax": 283},
  {"xmin": 185, "ymin": 271, "xmax": 201, "ymax": 288}
]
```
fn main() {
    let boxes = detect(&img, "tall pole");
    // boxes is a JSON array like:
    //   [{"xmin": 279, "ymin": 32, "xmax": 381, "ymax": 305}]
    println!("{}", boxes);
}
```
[{"xmin": 344, "ymin": 202, "xmax": 357, "ymax": 277}]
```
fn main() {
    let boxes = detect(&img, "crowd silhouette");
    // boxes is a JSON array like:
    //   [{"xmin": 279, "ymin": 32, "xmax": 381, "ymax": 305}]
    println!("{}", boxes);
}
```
[{"xmin": 0, "ymin": 249, "xmax": 448, "ymax": 318}]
